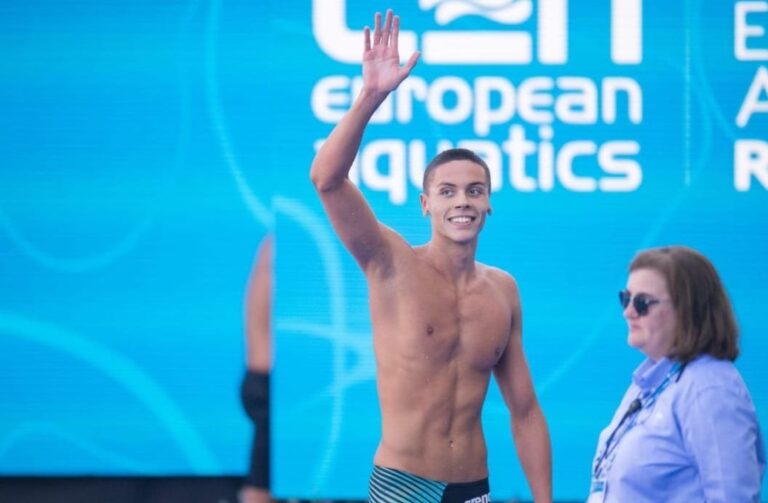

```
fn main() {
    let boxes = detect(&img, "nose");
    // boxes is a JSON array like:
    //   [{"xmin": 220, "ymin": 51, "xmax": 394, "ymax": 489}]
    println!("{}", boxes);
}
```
[
  {"xmin": 454, "ymin": 193, "xmax": 470, "ymax": 208},
  {"xmin": 623, "ymin": 301, "xmax": 637, "ymax": 319}
]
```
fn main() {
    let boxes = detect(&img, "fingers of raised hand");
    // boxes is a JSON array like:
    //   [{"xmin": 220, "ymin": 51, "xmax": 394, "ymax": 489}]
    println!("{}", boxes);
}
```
[
  {"xmin": 373, "ymin": 11, "xmax": 382, "ymax": 45},
  {"xmin": 382, "ymin": 9, "xmax": 393, "ymax": 46},
  {"xmin": 391, "ymin": 14, "xmax": 400, "ymax": 48},
  {"xmin": 371, "ymin": 10, "xmax": 399, "ymax": 48}
]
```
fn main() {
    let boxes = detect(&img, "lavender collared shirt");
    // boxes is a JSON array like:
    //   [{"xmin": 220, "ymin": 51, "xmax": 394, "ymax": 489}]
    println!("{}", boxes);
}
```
[{"xmin": 590, "ymin": 355, "xmax": 766, "ymax": 503}]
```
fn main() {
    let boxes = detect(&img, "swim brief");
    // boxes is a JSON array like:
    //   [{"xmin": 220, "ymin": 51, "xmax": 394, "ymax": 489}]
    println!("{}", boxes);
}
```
[{"xmin": 368, "ymin": 465, "xmax": 491, "ymax": 503}]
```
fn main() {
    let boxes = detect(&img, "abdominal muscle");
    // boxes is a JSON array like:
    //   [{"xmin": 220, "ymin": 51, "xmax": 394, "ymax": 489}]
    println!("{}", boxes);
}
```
[{"xmin": 372, "ymin": 348, "xmax": 492, "ymax": 483}]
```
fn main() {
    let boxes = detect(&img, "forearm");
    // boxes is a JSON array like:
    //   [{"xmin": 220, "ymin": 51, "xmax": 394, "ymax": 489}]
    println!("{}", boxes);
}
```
[
  {"xmin": 310, "ymin": 88, "xmax": 388, "ymax": 191},
  {"xmin": 512, "ymin": 405, "xmax": 552, "ymax": 503}
]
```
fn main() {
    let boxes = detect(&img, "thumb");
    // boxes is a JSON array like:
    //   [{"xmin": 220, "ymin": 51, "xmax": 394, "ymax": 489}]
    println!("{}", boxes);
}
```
[
  {"xmin": 403, "ymin": 51, "xmax": 420, "ymax": 74},
  {"xmin": 397, "ymin": 51, "xmax": 420, "ymax": 85}
]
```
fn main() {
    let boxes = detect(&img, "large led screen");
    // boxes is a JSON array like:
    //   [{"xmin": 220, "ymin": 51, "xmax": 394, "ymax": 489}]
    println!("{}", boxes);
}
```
[{"xmin": 1, "ymin": 0, "xmax": 766, "ymax": 501}]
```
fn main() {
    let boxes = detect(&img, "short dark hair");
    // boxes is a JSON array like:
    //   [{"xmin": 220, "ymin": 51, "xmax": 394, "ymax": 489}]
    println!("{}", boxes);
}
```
[
  {"xmin": 629, "ymin": 246, "xmax": 739, "ymax": 363},
  {"xmin": 422, "ymin": 148, "xmax": 491, "ymax": 193}
]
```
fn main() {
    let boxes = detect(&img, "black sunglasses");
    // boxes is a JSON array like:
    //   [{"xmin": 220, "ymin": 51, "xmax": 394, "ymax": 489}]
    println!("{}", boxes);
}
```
[{"xmin": 619, "ymin": 290, "xmax": 664, "ymax": 316}]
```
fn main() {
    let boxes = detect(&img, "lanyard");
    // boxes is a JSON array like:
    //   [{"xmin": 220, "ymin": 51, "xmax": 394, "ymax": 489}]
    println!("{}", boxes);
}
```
[{"xmin": 592, "ymin": 362, "xmax": 682, "ymax": 480}]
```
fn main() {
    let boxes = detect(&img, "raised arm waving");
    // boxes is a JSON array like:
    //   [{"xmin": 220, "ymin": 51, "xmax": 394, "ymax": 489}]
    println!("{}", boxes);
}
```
[{"xmin": 310, "ymin": 10, "xmax": 419, "ymax": 271}]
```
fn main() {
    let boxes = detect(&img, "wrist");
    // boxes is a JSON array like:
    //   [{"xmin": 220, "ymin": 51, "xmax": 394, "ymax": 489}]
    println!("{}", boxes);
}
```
[{"xmin": 356, "ymin": 87, "xmax": 389, "ymax": 109}]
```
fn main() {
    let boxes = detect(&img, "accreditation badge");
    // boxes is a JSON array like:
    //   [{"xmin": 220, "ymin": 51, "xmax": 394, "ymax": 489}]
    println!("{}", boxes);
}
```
[{"xmin": 586, "ymin": 478, "xmax": 607, "ymax": 503}]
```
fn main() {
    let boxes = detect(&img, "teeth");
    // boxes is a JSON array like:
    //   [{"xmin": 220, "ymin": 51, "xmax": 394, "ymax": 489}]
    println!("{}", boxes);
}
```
[{"xmin": 450, "ymin": 216, "xmax": 471, "ymax": 223}]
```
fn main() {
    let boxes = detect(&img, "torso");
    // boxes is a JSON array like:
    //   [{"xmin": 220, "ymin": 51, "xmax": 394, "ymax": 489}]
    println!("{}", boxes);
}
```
[
  {"xmin": 594, "ymin": 356, "xmax": 764, "ymax": 502},
  {"xmin": 367, "ymin": 237, "xmax": 516, "ymax": 482}
]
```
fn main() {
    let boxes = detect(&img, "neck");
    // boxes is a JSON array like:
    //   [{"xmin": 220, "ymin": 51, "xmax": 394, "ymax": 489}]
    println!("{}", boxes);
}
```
[{"xmin": 422, "ymin": 238, "xmax": 477, "ymax": 279}]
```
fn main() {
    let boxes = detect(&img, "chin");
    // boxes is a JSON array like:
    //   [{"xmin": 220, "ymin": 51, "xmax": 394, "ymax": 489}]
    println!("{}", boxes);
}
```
[
  {"xmin": 627, "ymin": 333, "xmax": 643, "ymax": 351},
  {"xmin": 448, "ymin": 231, "xmax": 478, "ymax": 243}
]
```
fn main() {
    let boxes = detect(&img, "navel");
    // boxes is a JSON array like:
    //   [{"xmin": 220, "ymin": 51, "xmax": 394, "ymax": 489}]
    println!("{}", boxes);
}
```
[{"xmin": 426, "ymin": 324, "xmax": 435, "ymax": 335}]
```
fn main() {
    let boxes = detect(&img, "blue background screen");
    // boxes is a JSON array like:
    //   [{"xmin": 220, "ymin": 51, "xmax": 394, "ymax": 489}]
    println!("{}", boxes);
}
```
[{"xmin": 1, "ymin": 0, "xmax": 766, "ymax": 500}]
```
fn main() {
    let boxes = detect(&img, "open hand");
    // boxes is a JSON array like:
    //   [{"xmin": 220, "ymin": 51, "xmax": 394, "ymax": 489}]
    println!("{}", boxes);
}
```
[{"xmin": 362, "ymin": 10, "xmax": 420, "ymax": 95}]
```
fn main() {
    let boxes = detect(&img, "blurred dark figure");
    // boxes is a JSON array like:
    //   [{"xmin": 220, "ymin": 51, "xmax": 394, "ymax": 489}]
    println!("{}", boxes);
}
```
[{"xmin": 240, "ymin": 236, "xmax": 273, "ymax": 503}]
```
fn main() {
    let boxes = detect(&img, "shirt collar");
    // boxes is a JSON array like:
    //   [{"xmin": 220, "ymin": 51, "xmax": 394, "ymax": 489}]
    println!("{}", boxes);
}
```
[{"xmin": 632, "ymin": 357, "xmax": 677, "ymax": 392}]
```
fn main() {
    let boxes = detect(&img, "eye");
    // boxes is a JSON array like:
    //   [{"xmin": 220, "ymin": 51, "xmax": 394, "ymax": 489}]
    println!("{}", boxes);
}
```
[
  {"xmin": 619, "ymin": 290, "xmax": 631, "ymax": 308},
  {"xmin": 439, "ymin": 188, "xmax": 454, "ymax": 196},
  {"xmin": 468, "ymin": 186, "xmax": 485, "ymax": 196}
]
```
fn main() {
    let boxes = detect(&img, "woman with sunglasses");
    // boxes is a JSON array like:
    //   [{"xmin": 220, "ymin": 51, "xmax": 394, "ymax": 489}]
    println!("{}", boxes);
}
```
[{"xmin": 588, "ymin": 245, "xmax": 765, "ymax": 503}]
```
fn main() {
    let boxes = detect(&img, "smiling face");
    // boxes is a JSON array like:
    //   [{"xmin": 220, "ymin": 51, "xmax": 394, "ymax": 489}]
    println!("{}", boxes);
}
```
[
  {"xmin": 419, "ymin": 159, "xmax": 491, "ymax": 244},
  {"xmin": 623, "ymin": 268, "xmax": 678, "ymax": 361}
]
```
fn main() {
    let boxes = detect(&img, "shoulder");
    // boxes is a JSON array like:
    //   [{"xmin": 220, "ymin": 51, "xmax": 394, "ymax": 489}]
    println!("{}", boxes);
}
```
[
  {"xmin": 681, "ymin": 355, "xmax": 743, "ymax": 385},
  {"xmin": 479, "ymin": 263, "xmax": 518, "ymax": 289},
  {"xmin": 478, "ymin": 263, "xmax": 520, "ymax": 307},
  {"xmin": 676, "ymin": 355, "xmax": 752, "ymax": 401},
  {"xmin": 671, "ymin": 356, "xmax": 762, "ymax": 443}
]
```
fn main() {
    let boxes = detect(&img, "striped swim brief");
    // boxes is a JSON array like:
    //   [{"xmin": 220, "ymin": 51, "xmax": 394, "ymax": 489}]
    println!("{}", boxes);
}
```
[{"xmin": 368, "ymin": 465, "xmax": 490, "ymax": 503}]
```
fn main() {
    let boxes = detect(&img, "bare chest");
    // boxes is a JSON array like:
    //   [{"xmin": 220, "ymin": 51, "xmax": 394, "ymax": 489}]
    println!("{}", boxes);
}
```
[{"xmin": 372, "ymin": 268, "xmax": 512, "ymax": 370}]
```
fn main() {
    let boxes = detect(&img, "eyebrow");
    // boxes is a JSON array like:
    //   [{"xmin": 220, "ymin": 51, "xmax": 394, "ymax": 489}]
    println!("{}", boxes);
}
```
[
  {"xmin": 436, "ymin": 182, "xmax": 487, "ymax": 188},
  {"xmin": 625, "ymin": 289, "xmax": 657, "ymax": 297}
]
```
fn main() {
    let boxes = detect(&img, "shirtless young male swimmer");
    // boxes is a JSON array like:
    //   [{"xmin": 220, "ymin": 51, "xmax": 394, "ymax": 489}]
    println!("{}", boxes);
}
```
[{"xmin": 310, "ymin": 10, "xmax": 552, "ymax": 503}]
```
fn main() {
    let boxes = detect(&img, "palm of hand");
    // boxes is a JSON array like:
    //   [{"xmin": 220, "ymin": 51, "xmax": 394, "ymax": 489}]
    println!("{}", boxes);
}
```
[{"xmin": 363, "ymin": 47, "xmax": 403, "ymax": 94}]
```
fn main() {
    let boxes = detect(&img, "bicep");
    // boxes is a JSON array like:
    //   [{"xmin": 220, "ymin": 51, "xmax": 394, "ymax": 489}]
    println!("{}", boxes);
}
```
[
  {"xmin": 494, "ymin": 286, "xmax": 536, "ymax": 417},
  {"xmin": 246, "ymin": 236, "xmax": 272, "ymax": 331},
  {"xmin": 245, "ymin": 236, "xmax": 272, "ymax": 369},
  {"xmin": 495, "ymin": 334, "xmax": 537, "ymax": 418},
  {"xmin": 316, "ymin": 179, "xmax": 391, "ymax": 270}
]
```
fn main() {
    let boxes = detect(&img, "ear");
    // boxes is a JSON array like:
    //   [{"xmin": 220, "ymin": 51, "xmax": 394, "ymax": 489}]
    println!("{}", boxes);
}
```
[
  {"xmin": 487, "ymin": 206, "xmax": 493, "ymax": 216},
  {"xmin": 419, "ymin": 192, "xmax": 430, "ymax": 216}
]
